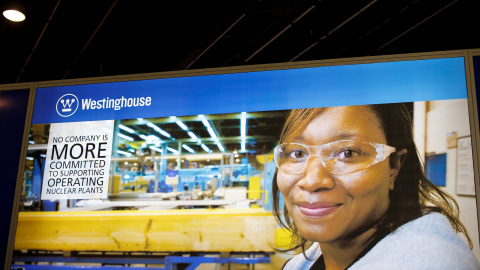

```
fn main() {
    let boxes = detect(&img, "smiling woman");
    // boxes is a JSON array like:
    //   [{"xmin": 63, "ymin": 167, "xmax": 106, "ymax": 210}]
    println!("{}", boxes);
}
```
[{"xmin": 273, "ymin": 104, "xmax": 480, "ymax": 270}]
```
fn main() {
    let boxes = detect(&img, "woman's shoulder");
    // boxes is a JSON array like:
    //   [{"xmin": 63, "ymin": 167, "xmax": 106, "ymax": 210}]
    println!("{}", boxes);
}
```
[
  {"xmin": 282, "ymin": 242, "xmax": 322, "ymax": 270},
  {"xmin": 351, "ymin": 212, "xmax": 480, "ymax": 269}
]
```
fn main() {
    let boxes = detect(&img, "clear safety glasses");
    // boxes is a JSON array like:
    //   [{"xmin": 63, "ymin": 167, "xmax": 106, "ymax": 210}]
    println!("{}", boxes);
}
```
[{"xmin": 274, "ymin": 140, "xmax": 397, "ymax": 175}]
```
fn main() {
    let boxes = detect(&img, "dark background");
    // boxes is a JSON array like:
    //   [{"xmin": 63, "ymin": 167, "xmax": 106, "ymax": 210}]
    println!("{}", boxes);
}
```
[{"xmin": 1, "ymin": 0, "xmax": 479, "ymax": 84}]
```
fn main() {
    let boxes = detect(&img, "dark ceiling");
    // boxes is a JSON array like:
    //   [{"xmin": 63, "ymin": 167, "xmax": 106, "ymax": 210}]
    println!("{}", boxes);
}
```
[{"xmin": 1, "ymin": 0, "xmax": 479, "ymax": 85}]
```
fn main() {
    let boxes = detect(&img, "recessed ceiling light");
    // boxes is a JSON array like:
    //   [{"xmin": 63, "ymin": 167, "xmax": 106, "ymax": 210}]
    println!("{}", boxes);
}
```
[{"xmin": 3, "ymin": 10, "xmax": 25, "ymax": 22}]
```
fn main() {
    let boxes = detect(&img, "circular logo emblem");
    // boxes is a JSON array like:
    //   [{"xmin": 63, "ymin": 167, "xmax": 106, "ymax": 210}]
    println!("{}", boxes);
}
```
[{"xmin": 56, "ymin": 94, "xmax": 79, "ymax": 117}]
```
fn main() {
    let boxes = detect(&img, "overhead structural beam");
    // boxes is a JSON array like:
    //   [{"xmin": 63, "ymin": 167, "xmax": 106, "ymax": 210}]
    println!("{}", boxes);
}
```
[
  {"xmin": 176, "ymin": 1, "xmax": 255, "ymax": 70},
  {"xmin": 244, "ymin": 4, "xmax": 317, "ymax": 63},
  {"xmin": 289, "ymin": 0, "xmax": 378, "ymax": 62},
  {"xmin": 63, "ymin": 0, "xmax": 118, "ymax": 79},
  {"xmin": 375, "ymin": 0, "xmax": 459, "ymax": 52},
  {"xmin": 16, "ymin": 0, "xmax": 61, "ymax": 83},
  {"xmin": 184, "ymin": 14, "xmax": 246, "ymax": 70},
  {"xmin": 332, "ymin": 0, "xmax": 422, "ymax": 57}
]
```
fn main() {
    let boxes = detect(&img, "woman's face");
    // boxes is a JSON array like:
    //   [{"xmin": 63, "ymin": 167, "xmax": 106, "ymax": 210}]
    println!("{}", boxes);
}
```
[{"xmin": 277, "ymin": 106, "xmax": 402, "ymax": 244}]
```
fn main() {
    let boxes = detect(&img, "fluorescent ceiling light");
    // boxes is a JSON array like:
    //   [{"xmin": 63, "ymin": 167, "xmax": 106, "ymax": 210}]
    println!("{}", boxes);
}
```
[
  {"xmin": 188, "ymin": 132, "xmax": 198, "ymax": 140},
  {"xmin": 149, "ymin": 146, "xmax": 163, "ymax": 153},
  {"xmin": 217, "ymin": 143, "xmax": 225, "ymax": 152},
  {"xmin": 137, "ymin": 118, "xmax": 143, "ymax": 121},
  {"xmin": 241, "ymin": 117, "xmax": 246, "ymax": 137},
  {"xmin": 147, "ymin": 122, "xmax": 171, "ymax": 138},
  {"xmin": 158, "ymin": 129, "xmax": 171, "ymax": 138},
  {"xmin": 119, "ymin": 124, "xmax": 135, "ymax": 133},
  {"xmin": 118, "ymin": 133, "xmax": 134, "ymax": 142},
  {"xmin": 139, "ymin": 134, "xmax": 161, "ymax": 142},
  {"xmin": 207, "ymin": 127, "xmax": 217, "ymax": 139},
  {"xmin": 176, "ymin": 120, "xmax": 188, "ymax": 130},
  {"xmin": 202, "ymin": 119, "xmax": 211, "ymax": 129},
  {"xmin": 148, "ymin": 135, "xmax": 161, "ymax": 141},
  {"xmin": 3, "ymin": 10, "xmax": 25, "ymax": 22},
  {"xmin": 167, "ymin": 147, "xmax": 179, "ymax": 154},
  {"xmin": 117, "ymin": 150, "xmax": 132, "ymax": 156},
  {"xmin": 201, "ymin": 144, "xmax": 211, "ymax": 153},
  {"xmin": 26, "ymin": 157, "xmax": 34, "ymax": 160},
  {"xmin": 182, "ymin": 144, "xmax": 195, "ymax": 153},
  {"xmin": 241, "ymin": 141, "xmax": 246, "ymax": 152}
]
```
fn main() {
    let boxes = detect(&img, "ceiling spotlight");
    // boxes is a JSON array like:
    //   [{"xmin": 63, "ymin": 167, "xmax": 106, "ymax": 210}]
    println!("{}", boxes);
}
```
[{"xmin": 3, "ymin": 10, "xmax": 25, "ymax": 22}]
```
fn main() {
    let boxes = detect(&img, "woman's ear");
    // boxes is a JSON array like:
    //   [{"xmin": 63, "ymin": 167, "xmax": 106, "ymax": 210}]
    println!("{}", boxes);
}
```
[{"xmin": 389, "ymin": 149, "xmax": 407, "ymax": 190}]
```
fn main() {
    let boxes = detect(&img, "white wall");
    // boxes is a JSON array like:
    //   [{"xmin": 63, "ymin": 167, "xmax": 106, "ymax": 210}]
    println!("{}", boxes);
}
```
[{"xmin": 414, "ymin": 99, "xmax": 480, "ymax": 261}]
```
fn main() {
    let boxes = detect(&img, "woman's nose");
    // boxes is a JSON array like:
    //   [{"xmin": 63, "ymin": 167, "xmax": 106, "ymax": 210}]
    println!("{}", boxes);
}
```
[{"xmin": 297, "ymin": 157, "xmax": 335, "ymax": 192}]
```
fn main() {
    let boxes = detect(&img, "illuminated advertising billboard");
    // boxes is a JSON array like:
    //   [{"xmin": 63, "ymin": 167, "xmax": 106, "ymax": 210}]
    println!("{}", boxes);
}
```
[{"xmin": 7, "ymin": 52, "xmax": 480, "ymax": 269}]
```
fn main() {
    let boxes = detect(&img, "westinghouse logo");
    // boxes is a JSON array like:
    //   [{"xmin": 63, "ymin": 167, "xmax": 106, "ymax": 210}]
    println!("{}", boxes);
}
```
[
  {"xmin": 56, "ymin": 94, "xmax": 79, "ymax": 117},
  {"xmin": 55, "ymin": 93, "xmax": 152, "ymax": 117}
]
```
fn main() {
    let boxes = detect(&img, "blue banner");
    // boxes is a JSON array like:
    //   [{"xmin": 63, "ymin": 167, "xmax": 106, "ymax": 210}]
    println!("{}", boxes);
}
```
[{"xmin": 32, "ymin": 57, "xmax": 468, "ymax": 124}]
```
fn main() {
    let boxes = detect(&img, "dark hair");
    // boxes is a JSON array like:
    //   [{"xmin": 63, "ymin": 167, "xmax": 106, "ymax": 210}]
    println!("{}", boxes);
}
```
[{"xmin": 272, "ymin": 103, "xmax": 472, "ymax": 252}]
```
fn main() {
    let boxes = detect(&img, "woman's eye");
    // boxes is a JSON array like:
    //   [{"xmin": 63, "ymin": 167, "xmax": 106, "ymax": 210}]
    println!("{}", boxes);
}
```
[
  {"xmin": 288, "ymin": 150, "xmax": 307, "ymax": 159},
  {"xmin": 336, "ymin": 149, "xmax": 362, "ymax": 159}
]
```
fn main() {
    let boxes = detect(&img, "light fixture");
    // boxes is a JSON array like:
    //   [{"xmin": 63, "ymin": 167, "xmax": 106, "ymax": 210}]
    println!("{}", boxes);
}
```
[
  {"xmin": 188, "ymin": 132, "xmax": 198, "ymax": 140},
  {"xmin": 139, "ymin": 134, "xmax": 161, "ymax": 142},
  {"xmin": 118, "ymin": 133, "xmax": 134, "ymax": 142},
  {"xmin": 117, "ymin": 150, "xmax": 132, "ymax": 156},
  {"xmin": 202, "ymin": 119, "xmax": 211, "ymax": 129},
  {"xmin": 217, "ymin": 143, "xmax": 225, "ymax": 152},
  {"xmin": 201, "ymin": 144, "xmax": 211, "ymax": 153},
  {"xmin": 241, "ymin": 112, "xmax": 247, "ymax": 152},
  {"xmin": 176, "ymin": 120, "xmax": 188, "ymax": 130},
  {"xmin": 149, "ymin": 146, "xmax": 163, "ymax": 153},
  {"xmin": 147, "ymin": 135, "xmax": 161, "ymax": 141},
  {"xmin": 207, "ymin": 127, "xmax": 217, "ymax": 140},
  {"xmin": 3, "ymin": 9, "xmax": 25, "ymax": 22},
  {"xmin": 119, "ymin": 124, "xmax": 135, "ymax": 133},
  {"xmin": 241, "ymin": 115, "xmax": 247, "ymax": 137},
  {"xmin": 147, "ymin": 122, "xmax": 171, "ymax": 138},
  {"xmin": 167, "ymin": 147, "xmax": 179, "ymax": 154},
  {"xmin": 182, "ymin": 144, "xmax": 195, "ymax": 153}
]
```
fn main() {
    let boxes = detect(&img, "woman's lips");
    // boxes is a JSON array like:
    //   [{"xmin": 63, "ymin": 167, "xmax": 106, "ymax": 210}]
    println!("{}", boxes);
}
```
[{"xmin": 297, "ymin": 202, "xmax": 341, "ymax": 217}]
